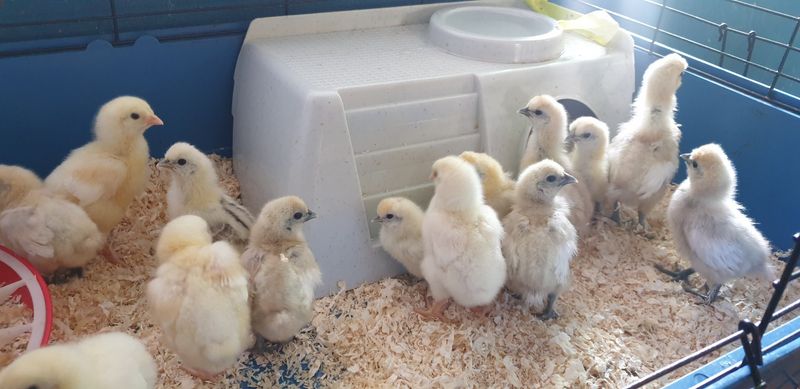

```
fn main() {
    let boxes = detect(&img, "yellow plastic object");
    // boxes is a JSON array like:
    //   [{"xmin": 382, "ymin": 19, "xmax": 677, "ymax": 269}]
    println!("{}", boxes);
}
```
[{"xmin": 525, "ymin": 0, "xmax": 620, "ymax": 46}]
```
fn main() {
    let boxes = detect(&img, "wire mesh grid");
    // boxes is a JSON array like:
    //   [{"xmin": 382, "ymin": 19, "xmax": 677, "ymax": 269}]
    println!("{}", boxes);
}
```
[{"xmin": 557, "ymin": 0, "xmax": 800, "ymax": 113}]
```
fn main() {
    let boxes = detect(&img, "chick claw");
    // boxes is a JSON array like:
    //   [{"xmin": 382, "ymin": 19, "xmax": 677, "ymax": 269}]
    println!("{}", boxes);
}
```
[
  {"xmin": 536, "ymin": 293, "xmax": 560, "ymax": 321},
  {"xmin": 469, "ymin": 305, "xmax": 493, "ymax": 317},
  {"xmin": 100, "ymin": 243, "xmax": 123, "ymax": 265},
  {"xmin": 681, "ymin": 282, "xmax": 721, "ymax": 305},
  {"xmin": 654, "ymin": 264, "xmax": 695, "ymax": 282},
  {"xmin": 415, "ymin": 299, "xmax": 453, "ymax": 324}
]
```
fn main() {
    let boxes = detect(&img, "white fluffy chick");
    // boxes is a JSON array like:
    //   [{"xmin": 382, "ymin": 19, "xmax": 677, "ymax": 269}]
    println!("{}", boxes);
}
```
[
  {"xmin": 417, "ymin": 156, "xmax": 506, "ymax": 322},
  {"xmin": 459, "ymin": 151, "xmax": 516, "ymax": 219},
  {"xmin": 568, "ymin": 117, "xmax": 610, "ymax": 215},
  {"xmin": 0, "ymin": 165, "xmax": 103, "ymax": 279},
  {"xmin": 660, "ymin": 144, "xmax": 774, "ymax": 304},
  {"xmin": 45, "ymin": 96, "xmax": 163, "ymax": 261},
  {"xmin": 242, "ymin": 196, "xmax": 322, "ymax": 343},
  {"xmin": 0, "ymin": 331, "xmax": 157, "ymax": 389},
  {"xmin": 607, "ymin": 54, "xmax": 687, "ymax": 231},
  {"xmin": 158, "ymin": 142, "xmax": 255, "ymax": 251},
  {"xmin": 147, "ymin": 215, "xmax": 252, "ymax": 379},
  {"xmin": 518, "ymin": 95, "xmax": 593, "ymax": 233},
  {"xmin": 503, "ymin": 159, "xmax": 578, "ymax": 320},
  {"xmin": 373, "ymin": 197, "xmax": 424, "ymax": 279}
]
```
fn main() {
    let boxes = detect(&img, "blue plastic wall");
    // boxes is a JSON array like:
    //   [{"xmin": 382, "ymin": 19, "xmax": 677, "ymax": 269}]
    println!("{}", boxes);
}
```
[{"xmin": 0, "ymin": 3, "xmax": 798, "ymax": 248}]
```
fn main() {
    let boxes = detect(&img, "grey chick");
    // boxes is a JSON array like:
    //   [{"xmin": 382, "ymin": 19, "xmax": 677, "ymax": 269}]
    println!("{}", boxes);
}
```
[
  {"xmin": 242, "ymin": 196, "xmax": 322, "ymax": 343},
  {"xmin": 660, "ymin": 143, "xmax": 774, "ymax": 304}
]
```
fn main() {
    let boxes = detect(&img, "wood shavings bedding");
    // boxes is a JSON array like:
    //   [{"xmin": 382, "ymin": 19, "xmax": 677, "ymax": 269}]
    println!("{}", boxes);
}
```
[
  {"xmin": 2, "ymin": 155, "xmax": 796, "ymax": 388},
  {"xmin": 0, "ymin": 295, "xmax": 31, "ymax": 367}
]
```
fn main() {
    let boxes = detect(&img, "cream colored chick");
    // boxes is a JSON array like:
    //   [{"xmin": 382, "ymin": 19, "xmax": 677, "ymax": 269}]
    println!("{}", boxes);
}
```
[
  {"xmin": 416, "ymin": 156, "xmax": 506, "ymax": 322},
  {"xmin": 0, "ymin": 165, "xmax": 103, "ymax": 278},
  {"xmin": 242, "ymin": 196, "xmax": 322, "ymax": 343},
  {"xmin": 158, "ymin": 142, "xmax": 254, "ymax": 251},
  {"xmin": 518, "ymin": 95, "xmax": 593, "ymax": 233},
  {"xmin": 503, "ymin": 160, "xmax": 578, "ymax": 320},
  {"xmin": 607, "ymin": 54, "xmax": 687, "ymax": 231},
  {"xmin": 659, "ymin": 144, "xmax": 774, "ymax": 304},
  {"xmin": 459, "ymin": 151, "xmax": 515, "ymax": 219},
  {"xmin": 45, "ymin": 96, "xmax": 163, "ymax": 261},
  {"xmin": 373, "ymin": 197, "xmax": 424, "ymax": 278},
  {"xmin": 568, "ymin": 117, "xmax": 610, "ymax": 215},
  {"xmin": 147, "ymin": 215, "xmax": 252, "ymax": 379},
  {"xmin": 0, "ymin": 331, "xmax": 156, "ymax": 389}
]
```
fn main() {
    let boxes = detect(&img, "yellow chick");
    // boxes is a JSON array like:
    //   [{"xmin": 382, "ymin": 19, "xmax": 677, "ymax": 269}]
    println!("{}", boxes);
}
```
[
  {"xmin": 0, "ymin": 165, "xmax": 103, "ymax": 279},
  {"xmin": 158, "ymin": 142, "xmax": 255, "ymax": 251},
  {"xmin": 373, "ymin": 197, "xmax": 424, "ymax": 278},
  {"xmin": 518, "ymin": 95, "xmax": 594, "ymax": 234},
  {"xmin": 502, "ymin": 160, "xmax": 578, "ymax": 320},
  {"xmin": 607, "ymin": 54, "xmax": 687, "ymax": 231},
  {"xmin": 147, "ymin": 215, "xmax": 252, "ymax": 380},
  {"xmin": 417, "ymin": 156, "xmax": 506, "ymax": 322},
  {"xmin": 459, "ymin": 151, "xmax": 516, "ymax": 219},
  {"xmin": 45, "ymin": 96, "xmax": 163, "ymax": 262},
  {"xmin": 242, "ymin": 196, "xmax": 322, "ymax": 343},
  {"xmin": 568, "ymin": 117, "xmax": 610, "ymax": 215},
  {"xmin": 0, "ymin": 331, "xmax": 157, "ymax": 389}
]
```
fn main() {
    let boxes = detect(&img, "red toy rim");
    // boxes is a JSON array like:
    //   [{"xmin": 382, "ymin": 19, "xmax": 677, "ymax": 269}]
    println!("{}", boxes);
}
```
[{"xmin": 0, "ymin": 244, "xmax": 53, "ymax": 348}]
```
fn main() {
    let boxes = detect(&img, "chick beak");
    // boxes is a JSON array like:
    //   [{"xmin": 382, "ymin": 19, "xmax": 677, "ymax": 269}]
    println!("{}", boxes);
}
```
[
  {"xmin": 371, "ymin": 216, "xmax": 384, "ymax": 223},
  {"xmin": 145, "ymin": 114, "xmax": 164, "ymax": 127},
  {"xmin": 679, "ymin": 153, "xmax": 691, "ymax": 162},
  {"xmin": 518, "ymin": 107, "xmax": 533, "ymax": 117},
  {"xmin": 565, "ymin": 133, "xmax": 578, "ymax": 143},
  {"xmin": 558, "ymin": 173, "xmax": 577, "ymax": 187},
  {"xmin": 304, "ymin": 210, "xmax": 317, "ymax": 222},
  {"xmin": 156, "ymin": 159, "xmax": 173, "ymax": 170}
]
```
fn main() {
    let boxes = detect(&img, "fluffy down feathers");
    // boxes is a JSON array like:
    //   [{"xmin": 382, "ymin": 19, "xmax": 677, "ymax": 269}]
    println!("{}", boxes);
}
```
[
  {"xmin": 45, "ymin": 96, "xmax": 163, "ymax": 233},
  {"xmin": 243, "ymin": 196, "xmax": 322, "ymax": 343},
  {"xmin": 459, "ymin": 151, "xmax": 516, "ymax": 219},
  {"xmin": 159, "ymin": 142, "xmax": 254, "ymax": 251},
  {"xmin": 607, "ymin": 54, "xmax": 687, "ymax": 226},
  {"xmin": 503, "ymin": 160, "xmax": 578, "ymax": 314},
  {"xmin": 518, "ymin": 95, "xmax": 593, "ymax": 233},
  {"xmin": 568, "ymin": 117, "xmax": 610, "ymax": 214},
  {"xmin": 0, "ymin": 165, "xmax": 102, "ymax": 274},
  {"xmin": 147, "ymin": 215, "xmax": 252, "ymax": 376},
  {"xmin": 668, "ymin": 144, "xmax": 773, "ymax": 288},
  {"xmin": 0, "ymin": 332, "xmax": 157, "ymax": 389},
  {"xmin": 420, "ymin": 156, "xmax": 506, "ymax": 308},
  {"xmin": 374, "ymin": 197, "xmax": 425, "ymax": 278}
]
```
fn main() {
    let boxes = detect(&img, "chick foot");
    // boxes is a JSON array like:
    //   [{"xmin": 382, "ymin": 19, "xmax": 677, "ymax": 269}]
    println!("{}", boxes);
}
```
[
  {"xmin": 654, "ymin": 264, "xmax": 695, "ymax": 282},
  {"xmin": 415, "ymin": 299, "xmax": 452, "ymax": 323},
  {"xmin": 681, "ymin": 282, "xmax": 721, "ymax": 305},
  {"xmin": 45, "ymin": 267, "xmax": 84, "ymax": 284},
  {"xmin": 469, "ymin": 304, "xmax": 493, "ymax": 317},
  {"xmin": 100, "ymin": 243, "xmax": 123, "ymax": 265},
  {"xmin": 536, "ymin": 293, "xmax": 560, "ymax": 321}
]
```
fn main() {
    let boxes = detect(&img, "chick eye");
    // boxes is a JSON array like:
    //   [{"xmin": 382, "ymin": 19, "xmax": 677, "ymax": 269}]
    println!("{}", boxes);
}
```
[
  {"xmin": 582, "ymin": 133, "xmax": 591, "ymax": 139},
  {"xmin": 293, "ymin": 212, "xmax": 303, "ymax": 220},
  {"xmin": 546, "ymin": 175, "xmax": 556, "ymax": 182},
  {"xmin": 533, "ymin": 109, "xmax": 543, "ymax": 116},
  {"xmin": 386, "ymin": 214, "xmax": 394, "ymax": 220},
  {"xmin": 131, "ymin": 113, "xmax": 140, "ymax": 120},
  {"xmin": 691, "ymin": 160, "xmax": 698, "ymax": 168},
  {"xmin": 177, "ymin": 158, "xmax": 187, "ymax": 166}
]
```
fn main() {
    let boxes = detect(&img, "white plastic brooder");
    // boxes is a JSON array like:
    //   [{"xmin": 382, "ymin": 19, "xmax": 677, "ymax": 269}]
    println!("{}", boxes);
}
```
[{"xmin": 232, "ymin": 0, "xmax": 635, "ymax": 296}]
